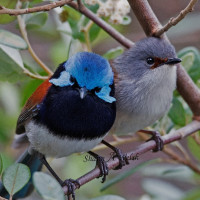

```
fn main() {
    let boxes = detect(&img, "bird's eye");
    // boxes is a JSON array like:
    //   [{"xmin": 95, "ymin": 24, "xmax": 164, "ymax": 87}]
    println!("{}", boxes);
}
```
[
  {"xmin": 70, "ymin": 76, "xmax": 76, "ymax": 83},
  {"xmin": 95, "ymin": 87, "xmax": 101, "ymax": 93},
  {"xmin": 70, "ymin": 76, "xmax": 79, "ymax": 88},
  {"xmin": 90, "ymin": 87, "xmax": 101, "ymax": 94},
  {"xmin": 146, "ymin": 57, "xmax": 155, "ymax": 65}
]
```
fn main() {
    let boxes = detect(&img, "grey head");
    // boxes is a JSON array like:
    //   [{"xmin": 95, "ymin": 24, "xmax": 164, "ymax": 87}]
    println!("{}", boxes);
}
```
[
  {"xmin": 113, "ymin": 37, "xmax": 181, "ymax": 114},
  {"xmin": 114, "ymin": 37, "xmax": 181, "ymax": 80}
]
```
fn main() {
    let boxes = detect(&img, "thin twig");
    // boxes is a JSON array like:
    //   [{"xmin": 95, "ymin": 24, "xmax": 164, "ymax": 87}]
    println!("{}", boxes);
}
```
[
  {"xmin": 174, "ymin": 141, "xmax": 191, "ymax": 162},
  {"xmin": 23, "ymin": 70, "xmax": 49, "ymax": 80},
  {"xmin": 155, "ymin": 0, "xmax": 198, "ymax": 36},
  {"xmin": 0, "ymin": 0, "xmax": 73, "ymax": 15},
  {"xmin": 62, "ymin": 120, "xmax": 200, "ymax": 194},
  {"xmin": 68, "ymin": 1, "xmax": 134, "ymax": 48},
  {"xmin": 191, "ymin": 132, "xmax": 200, "ymax": 145},
  {"xmin": 81, "ymin": 20, "xmax": 94, "ymax": 52},
  {"xmin": 163, "ymin": 146, "xmax": 200, "ymax": 174},
  {"xmin": 16, "ymin": 1, "xmax": 53, "ymax": 76},
  {"xmin": 0, "ymin": 0, "xmax": 134, "ymax": 49}
]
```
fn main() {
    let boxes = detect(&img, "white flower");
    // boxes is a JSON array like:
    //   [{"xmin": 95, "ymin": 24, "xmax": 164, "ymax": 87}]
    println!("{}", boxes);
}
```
[
  {"xmin": 116, "ymin": 0, "xmax": 130, "ymax": 16},
  {"xmin": 85, "ymin": 0, "xmax": 131, "ymax": 24},
  {"xmin": 109, "ymin": 13, "xmax": 123, "ymax": 24}
]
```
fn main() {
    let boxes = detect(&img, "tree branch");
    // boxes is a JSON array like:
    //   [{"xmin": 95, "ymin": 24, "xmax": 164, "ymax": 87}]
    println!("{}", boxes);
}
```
[
  {"xmin": 155, "ymin": 0, "xmax": 198, "ymax": 37},
  {"xmin": 127, "ymin": 0, "xmax": 200, "ymax": 118},
  {"xmin": 62, "ymin": 120, "xmax": 200, "ymax": 194},
  {"xmin": 68, "ymin": 1, "xmax": 134, "ymax": 49},
  {"xmin": 176, "ymin": 63, "xmax": 200, "ymax": 117},
  {"xmin": 0, "ymin": 0, "xmax": 134, "ymax": 48},
  {"xmin": 0, "ymin": 0, "xmax": 73, "ymax": 15},
  {"xmin": 127, "ymin": 0, "xmax": 164, "ymax": 38}
]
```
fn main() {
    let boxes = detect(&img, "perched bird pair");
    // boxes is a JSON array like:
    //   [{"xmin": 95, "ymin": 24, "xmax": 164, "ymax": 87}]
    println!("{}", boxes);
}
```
[{"xmin": 0, "ymin": 37, "xmax": 181, "ymax": 200}]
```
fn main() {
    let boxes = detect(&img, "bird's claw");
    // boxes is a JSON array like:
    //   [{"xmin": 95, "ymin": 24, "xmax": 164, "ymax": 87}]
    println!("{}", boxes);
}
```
[
  {"xmin": 146, "ymin": 131, "xmax": 164, "ymax": 152},
  {"xmin": 112, "ymin": 148, "xmax": 129, "ymax": 170},
  {"xmin": 62, "ymin": 179, "xmax": 80, "ymax": 200},
  {"xmin": 96, "ymin": 155, "xmax": 109, "ymax": 183}
]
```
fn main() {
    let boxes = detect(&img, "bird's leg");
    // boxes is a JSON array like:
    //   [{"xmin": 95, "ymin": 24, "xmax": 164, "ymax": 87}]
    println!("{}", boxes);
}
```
[
  {"xmin": 38, "ymin": 154, "xmax": 63, "ymax": 184},
  {"xmin": 101, "ymin": 140, "xmax": 129, "ymax": 170},
  {"xmin": 38, "ymin": 154, "xmax": 80, "ymax": 200},
  {"xmin": 88, "ymin": 151, "xmax": 109, "ymax": 183},
  {"xmin": 139, "ymin": 130, "xmax": 164, "ymax": 152}
]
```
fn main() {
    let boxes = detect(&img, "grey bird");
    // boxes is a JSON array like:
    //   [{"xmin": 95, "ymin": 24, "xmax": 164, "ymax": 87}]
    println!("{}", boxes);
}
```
[{"xmin": 110, "ymin": 37, "xmax": 181, "ymax": 150}]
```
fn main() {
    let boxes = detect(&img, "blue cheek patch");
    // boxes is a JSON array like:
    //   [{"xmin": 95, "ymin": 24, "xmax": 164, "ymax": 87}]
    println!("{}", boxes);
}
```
[
  {"xmin": 49, "ymin": 71, "xmax": 73, "ymax": 87},
  {"xmin": 96, "ymin": 85, "xmax": 116, "ymax": 103}
]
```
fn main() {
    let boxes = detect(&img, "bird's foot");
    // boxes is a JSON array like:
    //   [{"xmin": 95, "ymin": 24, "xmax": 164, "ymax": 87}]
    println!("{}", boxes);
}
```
[
  {"xmin": 145, "ymin": 130, "xmax": 164, "ymax": 152},
  {"xmin": 96, "ymin": 155, "xmax": 109, "ymax": 183},
  {"xmin": 112, "ymin": 147, "xmax": 129, "ymax": 170},
  {"xmin": 102, "ymin": 140, "xmax": 129, "ymax": 170},
  {"xmin": 61, "ymin": 179, "xmax": 80, "ymax": 200},
  {"xmin": 88, "ymin": 151, "xmax": 109, "ymax": 183}
]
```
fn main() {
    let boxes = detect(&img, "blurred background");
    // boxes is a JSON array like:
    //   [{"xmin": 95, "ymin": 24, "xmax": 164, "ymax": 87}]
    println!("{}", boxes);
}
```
[{"xmin": 0, "ymin": 0, "xmax": 200, "ymax": 200}]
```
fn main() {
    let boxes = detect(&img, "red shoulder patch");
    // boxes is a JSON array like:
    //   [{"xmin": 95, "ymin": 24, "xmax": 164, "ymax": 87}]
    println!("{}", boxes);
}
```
[
  {"xmin": 16, "ymin": 79, "xmax": 52, "ymax": 134},
  {"xmin": 23, "ymin": 78, "xmax": 52, "ymax": 110}
]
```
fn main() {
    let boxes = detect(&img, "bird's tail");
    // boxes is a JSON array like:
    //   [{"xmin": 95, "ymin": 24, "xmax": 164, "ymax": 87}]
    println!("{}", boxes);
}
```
[{"xmin": 0, "ymin": 149, "xmax": 43, "ymax": 199}]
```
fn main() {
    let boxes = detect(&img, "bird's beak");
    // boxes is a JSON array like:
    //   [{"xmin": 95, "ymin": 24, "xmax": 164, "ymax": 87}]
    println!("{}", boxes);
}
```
[
  {"xmin": 165, "ymin": 58, "xmax": 182, "ymax": 65},
  {"xmin": 79, "ymin": 87, "xmax": 88, "ymax": 99}
]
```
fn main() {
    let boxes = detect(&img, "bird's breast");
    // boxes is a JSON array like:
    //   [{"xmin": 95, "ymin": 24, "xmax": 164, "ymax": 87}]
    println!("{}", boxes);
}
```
[
  {"xmin": 111, "ymin": 65, "xmax": 177, "ymax": 135},
  {"xmin": 34, "ymin": 86, "xmax": 116, "ymax": 139}
]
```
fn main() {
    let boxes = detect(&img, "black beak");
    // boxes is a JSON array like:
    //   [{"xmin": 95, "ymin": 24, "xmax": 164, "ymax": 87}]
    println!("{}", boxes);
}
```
[{"xmin": 165, "ymin": 58, "xmax": 182, "ymax": 65}]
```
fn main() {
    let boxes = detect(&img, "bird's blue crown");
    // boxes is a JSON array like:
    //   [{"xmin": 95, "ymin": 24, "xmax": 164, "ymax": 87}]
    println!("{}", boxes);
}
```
[{"xmin": 50, "ymin": 52, "xmax": 116, "ymax": 103}]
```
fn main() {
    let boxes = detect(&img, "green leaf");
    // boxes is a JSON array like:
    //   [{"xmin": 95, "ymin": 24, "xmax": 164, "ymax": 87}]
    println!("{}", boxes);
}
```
[
  {"xmin": 61, "ymin": 6, "xmax": 85, "ymax": 42},
  {"xmin": 91, "ymin": 195, "xmax": 126, "ymax": 200},
  {"xmin": 168, "ymin": 98, "xmax": 186, "ymax": 126},
  {"xmin": 69, "ymin": 18, "xmax": 85, "ymax": 42},
  {"xmin": 29, "ymin": 0, "xmax": 43, "ymax": 6},
  {"xmin": 21, "ymin": 79, "xmax": 43, "ymax": 106},
  {"xmin": 61, "ymin": 5, "xmax": 100, "ymax": 43},
  {"xmin": 187, "ymin": 136, "xmax": 200, "ymax": 161},
  {"xmin": 0, "ymin": 29, "xmax": 27, "ymax": 49},
  {"xmin": 0, "ymin": 0, "xmax": 17, "ymax": 24},
  {"xmin": 141, "ymin": 164, "xmax": 194, "ymax": 183},
  {"xmin": 89, "ymin": 23, "xmax": 101, "ymax": 42},
  {"xmin": 100, "ymin": 159, "xmax": 158, "ymax": 191},
  {"xmin": 183, "ymin": 188, "xmax": 200, "ymax": 200},
  {"xmin": 178, "ymin": 47, "xmax": 200, "ymax": 83},
  {"xmin": 0, "ymin": 44, "xmax": 28, "ymax": 82},
  {"xmin": 0, "ymin": 154, "xmax": 3, "ymax": 176},
  {"xmin": 142, "ymin": 178, "xmax": 184, "ymax": 200},
  {"xmin": 25, "ymin": 13, "xmax": 48, "ymax": 30},
  {"xmin": 33, "ymin": 172, "xmax": 65, "ymax": 200},
  {"xmin": 181, "ymin": 52, "xmax": 195, "ymax": 71},
  {"xmin": 103, "ymin": 47, "xmax": 124, "ymax": 60},
  {"xmin": 2, "ymin": 163, "xmax": 31, "ymax": 196},
  {"xmin": 63, "ymin": 6, "xmax": 81, "ymax": 21}
]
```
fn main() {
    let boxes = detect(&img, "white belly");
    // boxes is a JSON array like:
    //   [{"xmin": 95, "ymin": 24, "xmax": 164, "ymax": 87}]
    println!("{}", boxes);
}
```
[{"xmin": 26, "ymin": 121, "xmax": 104, "ymax": 158}]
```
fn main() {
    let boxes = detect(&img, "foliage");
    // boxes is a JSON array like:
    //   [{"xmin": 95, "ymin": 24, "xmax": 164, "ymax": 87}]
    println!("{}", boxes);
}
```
[
  {"xmin": 0, "ymin": 0, "xmax": 200, "ymax": 200},
  {"xmin": 2, "ymin": 163, "xmax": 30, "ymax": 198},
  {"xmin": 33, "ymin": 172, "xmax": 65, "ymax": 200}
]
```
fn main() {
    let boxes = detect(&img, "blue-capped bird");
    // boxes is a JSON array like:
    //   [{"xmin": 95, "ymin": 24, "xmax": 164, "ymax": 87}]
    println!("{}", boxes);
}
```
[{"xmin": 0, "ymin": 52, "xmax": 119, "ymax": 200}]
